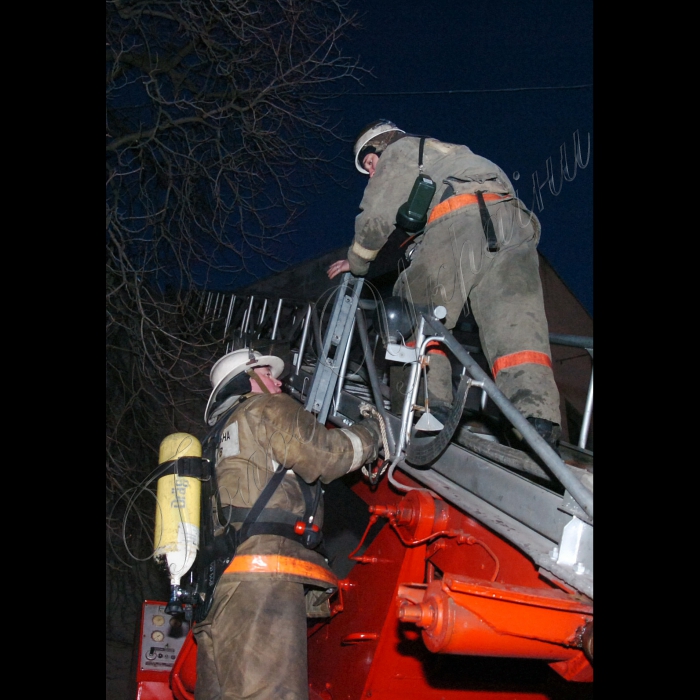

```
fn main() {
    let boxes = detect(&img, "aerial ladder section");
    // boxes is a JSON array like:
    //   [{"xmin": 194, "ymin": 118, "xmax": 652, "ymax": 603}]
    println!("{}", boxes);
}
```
[{"xmin": 134, "ymin": 280, "xmax": 594, "ymax": 700}]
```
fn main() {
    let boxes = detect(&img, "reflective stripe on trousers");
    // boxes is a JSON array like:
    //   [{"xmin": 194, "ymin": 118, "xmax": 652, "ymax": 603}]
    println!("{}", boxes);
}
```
[{"xmin": 492, "ymin": 350, "xmax": 552, "ymax": 377}]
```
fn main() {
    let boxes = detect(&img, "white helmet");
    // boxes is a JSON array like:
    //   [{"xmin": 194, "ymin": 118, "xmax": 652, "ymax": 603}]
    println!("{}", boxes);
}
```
[
  {"xmin": 353, "ymin": 119, "xmax": 405, "ymax": 174},
  {"xmin": 204, "ymin": 348, "xmax": 285, "ymax": 425}
]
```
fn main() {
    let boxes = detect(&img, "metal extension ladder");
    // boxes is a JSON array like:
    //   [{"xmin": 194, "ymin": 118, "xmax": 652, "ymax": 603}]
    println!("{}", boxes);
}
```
[
  {"xmin": 303, "ymin": 273, "xmax": 364, "ymax": 425},
  {"xmin": 193, "ymin": 282, "xmax": 594, "ymax": 598}
]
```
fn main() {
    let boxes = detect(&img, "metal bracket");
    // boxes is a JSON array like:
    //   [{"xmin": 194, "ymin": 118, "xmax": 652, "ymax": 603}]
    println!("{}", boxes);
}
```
[
  {"xmin": 385, "ymin": 343, "xmax": 418, "ymax": 363},
  {"xmin": 552, "ymin": 515, "xmax": 593, "ymax": 577}
]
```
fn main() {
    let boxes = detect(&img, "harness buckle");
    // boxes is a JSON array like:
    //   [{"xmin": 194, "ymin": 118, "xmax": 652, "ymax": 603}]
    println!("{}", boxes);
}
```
[{"xmin": 295, "ymin": 520, "xmax": 322, "ymax": 549}]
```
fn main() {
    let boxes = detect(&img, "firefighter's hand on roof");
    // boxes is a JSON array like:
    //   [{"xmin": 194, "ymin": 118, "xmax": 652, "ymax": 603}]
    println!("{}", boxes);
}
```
[{"xmin": 327, "ymin": 259, "xmax": 350, "ymax": 279}]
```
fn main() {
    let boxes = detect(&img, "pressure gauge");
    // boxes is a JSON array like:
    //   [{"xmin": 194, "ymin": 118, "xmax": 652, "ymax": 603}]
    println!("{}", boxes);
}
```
[
  {"xmin": 151, "ymin": 630, "xmax": 165, "ymax": 642},
  {"xmin": 152, "ymin": 615, "xmax": 165, "ymax": 626}
]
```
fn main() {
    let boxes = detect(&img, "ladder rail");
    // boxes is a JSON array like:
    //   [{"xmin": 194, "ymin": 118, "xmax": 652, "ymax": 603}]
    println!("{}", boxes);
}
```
[{"xmin": 303, "ymin": 274, "xmax": 364, "ymax": 424}]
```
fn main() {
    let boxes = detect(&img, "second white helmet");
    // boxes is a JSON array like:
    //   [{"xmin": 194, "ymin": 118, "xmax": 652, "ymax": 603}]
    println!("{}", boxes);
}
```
[{"xmin": 353, "ymin": 119, "xmax": 405, "ymax": 174}]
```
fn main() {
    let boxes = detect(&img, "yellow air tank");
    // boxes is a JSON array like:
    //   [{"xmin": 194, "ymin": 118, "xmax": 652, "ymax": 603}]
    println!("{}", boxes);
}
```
[{"xmin": 153, "ymin": 433, "xmax": 202, "ymax": 589}]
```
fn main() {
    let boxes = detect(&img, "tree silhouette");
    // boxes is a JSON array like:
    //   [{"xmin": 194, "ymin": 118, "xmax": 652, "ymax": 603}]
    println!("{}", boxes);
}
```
[{"xmin": 106, "ymin": 0, "xmax": 367, "ymax": 658}]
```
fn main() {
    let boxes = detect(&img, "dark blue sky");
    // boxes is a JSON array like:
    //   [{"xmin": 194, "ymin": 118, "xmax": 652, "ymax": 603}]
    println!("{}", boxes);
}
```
[{"xmin": 234, "ymin": 1, "xmax": 593, "ymax": 315}]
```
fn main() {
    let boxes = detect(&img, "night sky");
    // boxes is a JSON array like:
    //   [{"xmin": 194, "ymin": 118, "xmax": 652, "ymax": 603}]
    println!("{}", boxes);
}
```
[{"xmin": 231, "ymin": 0, "xmax": 593, "ymax": 316}]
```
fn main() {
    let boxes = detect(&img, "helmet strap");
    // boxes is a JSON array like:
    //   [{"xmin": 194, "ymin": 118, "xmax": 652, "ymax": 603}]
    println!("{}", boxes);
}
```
[
  {"xmin": 358, "ymin": 144, "xmax": 378, "ymax": 164},
  {"xmin": 246, "ymin": 368, "xmax": 271, "ymax": 394}
]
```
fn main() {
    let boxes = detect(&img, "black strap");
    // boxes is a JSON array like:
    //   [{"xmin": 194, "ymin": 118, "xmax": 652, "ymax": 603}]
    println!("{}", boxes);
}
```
[
  {"xmin": 299, "ymin": 478, "xmax": 322, "ymax": 527},
  {"xmin": 208, "ymin": 467, "xmax": 289, "ymax": 559},
  {"xmin": 213, "ymin": 466, "xmax": 325, "ymax": 563},
  {"xmin": 192, "ymin": 419, "xmax": 236, "ymax": 623},
  {"xmin": 233, "ymin": 477, "xmax": 323, "ymax": 546},
  {"xmin": 207, "ymin": 399, "xmax": 250, "ymax": 528},
  {"xmin": 476, "ymin": 190, "xmax": 499, "ymax": 252},
  {"xmin": 221, "ymin": 505, "xmax": 298, "ymax": 527},
  {"xmin": 238, "ymin": 467, "xmax": 289, "ymax": 537},
  {"xmin": 418, "ymin": 136, "xmax": 426, "ymax": 171},
  {"xmin": 160, "ymin": 456, "xmax": 209, "ymax": 479},
  {"xmin": 439, "ymin": 182, "xmax": 455, "ymax": 204},
  {"xmin": 238, "ymin": 521, "xmax": 305, "ymax": 545}
]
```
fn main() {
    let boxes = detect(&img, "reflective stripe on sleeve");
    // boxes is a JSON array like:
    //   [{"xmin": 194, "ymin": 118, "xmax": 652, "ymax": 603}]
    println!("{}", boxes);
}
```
[
  {"xmin": 492, "ymin": 351, "xmax": 552, "ymax": 377},
  {"xmin": 350, "ymin": 241, "xmax": 379, "ymax": 261},
  {"xmin": 340, "ymin": 428, "xmax": 364, "ymax": 472},
  {"xmin": 224, "ymin": 554, "xmax": 338, "ymax": 586}
]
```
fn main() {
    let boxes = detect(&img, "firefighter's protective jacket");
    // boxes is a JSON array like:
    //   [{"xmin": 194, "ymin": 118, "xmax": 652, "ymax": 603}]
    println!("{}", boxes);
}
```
[
  {"xmin": 213, "ymin": 391, "xmax": 379, "ymax": 592},
  {"xmin": 347, "ymin": 135, "xmax": 537, "ymax": 276}
]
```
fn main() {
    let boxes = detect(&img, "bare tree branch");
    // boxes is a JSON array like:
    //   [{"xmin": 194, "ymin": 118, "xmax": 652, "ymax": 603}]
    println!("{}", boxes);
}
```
[{"xmin": 106, "ymin": 0, "xmax": 368, "ymax": 639}]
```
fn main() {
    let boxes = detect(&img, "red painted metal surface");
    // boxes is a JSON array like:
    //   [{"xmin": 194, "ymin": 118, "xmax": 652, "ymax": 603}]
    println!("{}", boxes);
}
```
[
  {"xmin": 148, "ymin": 469, "xmax": 594, "ymax": 699},
  {"xmin": 397, "ymin": 578, "xmax": 591, "ymax": 661},
  {"xmin": 170, "ymin": 631, "xmax": 197, "ymax": 700},
  {"xmin": 306, "ymin": 472, "xmax": 593, "ymax": 699},
  {"xmin": 136, "ymin": 681, "xmax": 178, "ymax": 700}
]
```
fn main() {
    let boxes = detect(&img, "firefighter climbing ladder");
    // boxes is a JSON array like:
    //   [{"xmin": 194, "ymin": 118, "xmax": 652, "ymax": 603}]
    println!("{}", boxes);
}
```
[
  {"xmin": 198, "ymin": 287, "xmax": 593, "ymax": 451},
  {"xmin": 195, "ymin": 284, "xmax": 593, "ymax": 598}
]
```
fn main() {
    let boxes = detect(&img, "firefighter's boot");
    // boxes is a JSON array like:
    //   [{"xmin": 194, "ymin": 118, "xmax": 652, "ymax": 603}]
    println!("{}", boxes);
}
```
[{"xmin": 526, "ymin": 417, "xmax": 562, "ymax": 456}]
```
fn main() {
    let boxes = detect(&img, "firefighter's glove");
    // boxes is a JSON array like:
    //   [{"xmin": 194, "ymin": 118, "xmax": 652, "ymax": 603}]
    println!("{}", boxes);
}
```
[{"xmin": 359, "ymin": 416, "xmax": 382, "ymax": 459}]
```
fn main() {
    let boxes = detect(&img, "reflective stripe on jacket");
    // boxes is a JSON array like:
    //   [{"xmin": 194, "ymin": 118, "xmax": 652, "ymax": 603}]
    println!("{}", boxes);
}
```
[{"xmin": 348, "ymin": 136, "xmax": 516, "ymax": 276}]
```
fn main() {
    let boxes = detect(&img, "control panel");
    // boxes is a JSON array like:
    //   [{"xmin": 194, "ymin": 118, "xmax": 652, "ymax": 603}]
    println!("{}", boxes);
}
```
[{"xmin": 139, "ymin": 601, "xmax": 191, "ymax": 672}]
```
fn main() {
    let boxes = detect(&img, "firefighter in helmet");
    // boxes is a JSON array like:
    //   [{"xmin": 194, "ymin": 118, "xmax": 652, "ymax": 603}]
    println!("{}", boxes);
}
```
[
  {"xmin": 327, "ymin": 119, "xmax": 562, "ymax": 450},
  {"xmin": 193, "ymin": 348, "xmax": 381, "ymax": 700}
]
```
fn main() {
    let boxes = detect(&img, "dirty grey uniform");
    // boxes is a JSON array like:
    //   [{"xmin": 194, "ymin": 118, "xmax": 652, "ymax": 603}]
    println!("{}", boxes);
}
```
[
  {"xmin": 347, "ymin": 136, "xmax": 560, "ymax": 425},
  {"xmin": 194, "ymin": 392, "xmax": 379, "ymax": 700}
]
